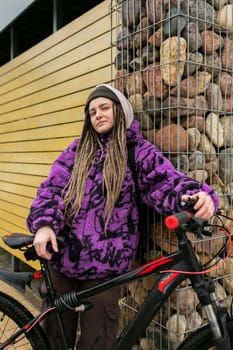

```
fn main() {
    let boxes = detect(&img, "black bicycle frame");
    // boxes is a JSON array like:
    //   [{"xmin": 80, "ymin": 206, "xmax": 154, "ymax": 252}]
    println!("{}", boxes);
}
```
[
  {"xmin": 0, "ymin": 228, "xmax": 228, "ymax": 350},
  {"xmin": 51, "ymin": 230, "xmax": 214, "ymax": 350}
]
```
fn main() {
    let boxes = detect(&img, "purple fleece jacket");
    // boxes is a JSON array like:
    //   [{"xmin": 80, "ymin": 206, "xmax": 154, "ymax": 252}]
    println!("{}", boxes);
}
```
[{"xmin": 27, "ymin": 120, "xmax": 219, "ymax": 280}]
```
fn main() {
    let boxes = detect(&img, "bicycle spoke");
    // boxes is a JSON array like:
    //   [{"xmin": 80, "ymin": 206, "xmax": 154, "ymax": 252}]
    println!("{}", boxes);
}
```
[{"xmin": 0, "ymin": 312, "xmax": 32, "ymax": 349}]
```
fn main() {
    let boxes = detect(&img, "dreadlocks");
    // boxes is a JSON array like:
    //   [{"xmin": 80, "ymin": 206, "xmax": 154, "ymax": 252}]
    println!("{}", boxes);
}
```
[{"xmin": 63, "ymin": 103, "xmax": 127, "ymax": 231}]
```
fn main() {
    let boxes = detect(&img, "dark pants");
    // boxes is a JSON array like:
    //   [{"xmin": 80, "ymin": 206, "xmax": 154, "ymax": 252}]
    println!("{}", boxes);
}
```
[{"xmin": 41, "ymin": 267, "xmax": 121, "ymax": 350}]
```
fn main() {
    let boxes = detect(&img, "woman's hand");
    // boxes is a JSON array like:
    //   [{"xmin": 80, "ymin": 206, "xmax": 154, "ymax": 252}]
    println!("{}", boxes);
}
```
[
  {"xmin": 181, "ymin": 191, "xmax": 215, "ymax": 220},
  {"xmin": 33, "ymin": 226, "xmax": 58, "ymax": 260}
]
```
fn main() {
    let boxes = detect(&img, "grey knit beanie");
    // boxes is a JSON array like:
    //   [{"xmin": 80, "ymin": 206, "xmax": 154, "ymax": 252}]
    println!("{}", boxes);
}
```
[{"xmin": 85, "ymin": 84, "xmax": 134, "ymax": 129}]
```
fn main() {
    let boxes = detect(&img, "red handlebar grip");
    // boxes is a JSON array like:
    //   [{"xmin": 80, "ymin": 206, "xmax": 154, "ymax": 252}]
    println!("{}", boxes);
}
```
[
  {"xmin": 164, "ymin": 216, "xmax": 180, "ymax": 229},
  {"xmin": 165, "ymin": 212, "xmax": 192, "ymax": 230}
]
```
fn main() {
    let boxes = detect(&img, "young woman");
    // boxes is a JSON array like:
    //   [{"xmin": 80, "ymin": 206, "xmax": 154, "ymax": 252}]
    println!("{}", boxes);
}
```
[{"xmin": 27, "ymin": 84, "xmax": 218, "ymax": 350}]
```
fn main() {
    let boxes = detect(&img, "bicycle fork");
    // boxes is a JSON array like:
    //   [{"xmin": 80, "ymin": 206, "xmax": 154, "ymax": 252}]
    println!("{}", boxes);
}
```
[{"xmin": 193, "ymin": 277, "xmax": 231, "ymax": 350}]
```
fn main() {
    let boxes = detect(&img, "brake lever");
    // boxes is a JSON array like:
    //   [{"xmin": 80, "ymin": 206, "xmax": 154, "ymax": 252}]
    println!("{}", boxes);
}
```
[{"xmin": 180, "ymin": 197, "xmax": 198, "ymax": 214}]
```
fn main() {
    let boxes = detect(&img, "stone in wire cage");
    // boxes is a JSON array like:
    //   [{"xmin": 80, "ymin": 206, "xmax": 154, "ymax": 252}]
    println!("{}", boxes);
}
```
[{"xmin": 110, "ymin": 1, "xmax": 233, "ymax": 349}]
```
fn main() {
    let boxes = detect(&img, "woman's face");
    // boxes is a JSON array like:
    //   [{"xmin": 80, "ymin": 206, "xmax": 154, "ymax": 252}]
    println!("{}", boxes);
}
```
[{"xmin": 89, "ymin": 97, "xmax": 115, "ymax": 134}]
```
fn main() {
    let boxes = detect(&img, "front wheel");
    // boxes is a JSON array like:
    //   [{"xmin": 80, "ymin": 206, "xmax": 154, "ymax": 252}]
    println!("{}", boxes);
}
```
[
  {"xmin": 0, "ymin": 291, "xmax": 50, "ymax": 349},
  {"xmin": 177, "ymin": 318, "xmax": 233, "ymax": 350}
]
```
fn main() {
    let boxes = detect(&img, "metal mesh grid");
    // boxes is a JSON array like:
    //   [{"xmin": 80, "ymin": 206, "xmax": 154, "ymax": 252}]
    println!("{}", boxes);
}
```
[{"xmin": 110, "ymin": 0, "xmax": 233, "ymax": 348}]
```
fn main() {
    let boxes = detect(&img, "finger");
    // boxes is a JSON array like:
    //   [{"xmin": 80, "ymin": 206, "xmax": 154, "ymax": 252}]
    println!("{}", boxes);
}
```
[
  {"xmin": 36, "ymin": 247, "xmax": 52, "ymax": 260},
  {"xmin": 34, "ymin": 240, "xmax": 51, "ymax": 259},
  {"xmin": 195, "ymin": 201, "xmax": 214, "ymax": 219},
  {"xmin": 50, "ymin": 235, "xmax": 58, "ymax": 253},
  {"xmin": 181, "ymin": 194, "xmax": 190, "ymax": 202}
]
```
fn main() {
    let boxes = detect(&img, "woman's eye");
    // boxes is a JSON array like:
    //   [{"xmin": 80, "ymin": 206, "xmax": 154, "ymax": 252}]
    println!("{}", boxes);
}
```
[{"xmin": 102, "ymin": 106, "xmax": 110, "ymax": 111}]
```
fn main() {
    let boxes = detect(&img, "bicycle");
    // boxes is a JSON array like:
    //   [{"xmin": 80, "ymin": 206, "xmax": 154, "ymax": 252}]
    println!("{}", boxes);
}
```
[{"xmin": 0, "ymin": 200, "xmax": 233, "ymax": 350}]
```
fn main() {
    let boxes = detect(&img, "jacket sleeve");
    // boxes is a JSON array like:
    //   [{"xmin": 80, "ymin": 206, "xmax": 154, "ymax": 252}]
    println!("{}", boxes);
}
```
[
  {"xmin": 135, "ymin": 140, "xmax": 219, "ymax": 215},
  {"xmin": 26, "ymin": 140, "xmax": 78, "ymax": 234}
]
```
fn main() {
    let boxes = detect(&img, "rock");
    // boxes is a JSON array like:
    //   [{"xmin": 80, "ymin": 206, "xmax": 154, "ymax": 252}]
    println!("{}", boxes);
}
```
[
  {"xmin": 143, "ymin": 64, "xmax": 169, "ymax": 99},
  {"xmin": 181, "ymin": 0, "xmax": 216, "ymax": 31},
  {"xmin": 211, "ymin": 176, "xmax": 224, "ymax": 190},
  {"xmin": 141, "ymin": 44, "xmax": 159, "ymax": 63},
  {"xmin": 197, "ymin": 134, "xmax": 216, "ymax": 161},
  {"xmin": 204, "ymin": 158, "xmax": 218, "ymax": 175},
  {"xmin": 193, "ymin": 95, "xmax": 209, "ymax": 116},
  {"xmin": 141, "ymin": 128, "xmax": 153, "ymax": 142},
  {"xmin": 116, "ymin": 27, "xmax": 134, "ymax": 50},
  {"xmin": 126, "ymin": 71, "xmax": 145, "ymax": 95},
  {"xmin": 148, "ymin": 26, "xmax": 165, "ymax": 47},
  {"xmin": 219, "ymin": 148, "xmax": 233, "ymax": 184},
  {"xmin": 164, "ymin": 8, "xmax": 187, "ymax": 37},
  {"xmin": 200, "ymin": 30, "xmax": 221, "ymax": 54},
  {"xmin": 220, "ymin": 116, "xmax": 233, "ymax": 147},
  {"xmin": 215, "ymin": 71, "xmax": 233, "ymax": 97},
  {"xmin": 187, "ymin": 128, "xmax": 201, "ymax": 152},
  {"xmin": 155, "ymin": 124, "xmax": 187, "ymax": 152},
  {"xmin": 161, "ymin": 36, "xmax": 186, "ymax": 86},
  {"xmin": 189, "ymin": 151, "xmax": 205, "ymax": 170},
  {"xmin": 140, "ymin": 338, "xmax": 153, "ymax": 350},
  {"xmin": 222, "ymin": 38, "xmax": 233, "ymax": 70},
  {"xmin": 205, "ymin": 112, "xmax": 224, "ymax": 147},
  {"xmin": 200, "ymin": 51, "xmax": 222, "ymax": 78},
  {"xmin": 226, "ymin": 183, "xmax": 233, "ymax": 203},
  {"xmin": 195, "ymin": 232, "xmax": 226, "ymax": 256},
  {"xmin": 193, "ymin": 71, "xmax": 211, "ymax": 94},
  {"xmin": 182, "ymin": 22, "xmax": 202, "ymax": 52},
  {"xmin": 214, "ymin": 282, "xmax": 227, "ymax": 303},
  {"xmin": 225, "ymin": 209, "xmax": 233, "ymax": 235},
  {"xmin": 180, "ymin": 116, "xmax": 204, "ymax": 132},
  {"xmin": 222, "ymin": 97, "xmax": 233, "ymax": 112},
  {"xmin": 216, "ymin": 5, "xmax": 233, "ymax": 30},
  {"xmin": 206, "ymin": 0, "xmax": 227, "ymax": 10},
  {"xmin": 129, "ymin": 93, "xmax": 143, "ymax": 111},
  {"xmin": 170, "ymin": 76, "xmax": 198, "ymax": 98},
  {"xmin": 207, "ymin": 82, "xmax": 223, "ymax": 112},
  {"xmin": 204, "ymin": 257, "xmax": 225, "ymax": 278},
  {"xmin": 122, "ymin": 0, "xmax": 146, "ymax": 28},
  {"xmin": 115, "ymin": 50, "xmax": 132, "ymax": 70},
  {"xmin": 170, "ymin": 286, "xmax": 199, "ymax": 314},
  {"xmin": 129, "ymin": 57, "xmax": 145, "ymax": 70},
  {"xmin": 143, "ymin": 95, "xmax": 162, "ymax": 119},
  {"xmin": 224, "ymin": 276, "xmax": 233, "ymax": 294},
  {"xmin": 170, "ymin": 154, "xmax": 188, "ymax": 173},
  {"xmin": 224, "ymin": 257, "xmax": 233, "ymax": 275},
  {"xmin": 224, "ymin": 296, "xmax": 233, "ymax": 310},
  {"xmin": 187, "ymin": 169, "xmax": 208, "ymax": 182},
  {"xmin": 146, "ymin": 0, "xmax": 167, "ymax": 24},
  {"xmin": 135, "ymin": 111, "xmax": 154, "ymax": 130},
  {"xmin": 183, "ymin": 52, "xmax": 203, "ymax": 77},
  {"xmin": 218, "ymin": 192, "xmax": 230, "ymax": 210},
  {"xmin": 166, "ymin": 314, "xmax": 186, "ymax": 344},
  {"xmin": 135, "ymin": 17, "xmax": 152, "ymax": 49},
  {"xmin": 114, "ymin": 69, "xmax": 128, "ymax": 93},
  {"xmin": 186, "ymin": 311, "xmax": 203, "ymax": 331},
  {"xmin": 163, "ymin": 96, "xmax": 208, "ymax": 118}
]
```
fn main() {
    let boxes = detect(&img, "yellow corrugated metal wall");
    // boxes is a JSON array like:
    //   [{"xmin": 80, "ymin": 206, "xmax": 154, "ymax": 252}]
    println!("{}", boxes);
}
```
[{"xmin": 0, "ymin": 0, "xmax": 114, "ymax": 267}]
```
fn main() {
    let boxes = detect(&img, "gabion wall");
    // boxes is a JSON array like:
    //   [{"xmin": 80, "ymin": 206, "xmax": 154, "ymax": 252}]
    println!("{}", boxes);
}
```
[{"xmin": 111, "ymin": 1, "xmax": 233, "ymax": 349}]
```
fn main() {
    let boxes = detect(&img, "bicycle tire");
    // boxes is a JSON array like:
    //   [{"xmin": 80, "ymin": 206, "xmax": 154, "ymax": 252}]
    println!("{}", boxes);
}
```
[
  {"xmin": 0, "ymin": 291, "xmax": 51, "ymax": 350},
  {"xmin": 177, "ymin": 317, "xmax": 233, "ymax": 350}
]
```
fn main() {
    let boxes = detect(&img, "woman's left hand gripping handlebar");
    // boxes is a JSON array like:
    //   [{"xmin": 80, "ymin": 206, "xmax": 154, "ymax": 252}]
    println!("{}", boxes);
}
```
[{"xmin": 181, "ymin": 191, "xmax": 215, "ymax": 220}]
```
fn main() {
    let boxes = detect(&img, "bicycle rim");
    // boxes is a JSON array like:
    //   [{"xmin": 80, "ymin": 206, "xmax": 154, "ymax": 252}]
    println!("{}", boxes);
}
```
[
  {"xmin": 0, "ymin": 291, "xmax": 50, "ymax": 350},
  {"xmin": 177, "ymin": 318, "xmax": 233, "ymax": 350}
]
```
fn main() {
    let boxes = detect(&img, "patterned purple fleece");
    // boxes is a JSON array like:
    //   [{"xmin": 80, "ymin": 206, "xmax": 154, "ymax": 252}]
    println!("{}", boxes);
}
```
[{"xmin": 27, "ymin": 120, "xmax": 219, "ymax": 280}]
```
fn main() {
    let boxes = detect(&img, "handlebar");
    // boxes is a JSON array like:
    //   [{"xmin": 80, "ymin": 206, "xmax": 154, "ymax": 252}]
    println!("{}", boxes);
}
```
[
  {"xmin": 165, "ymin": 211, "xmax": 192, "ymax": 230},
  {"xmin": 164, "ymin": 197, "xmax": 209, "ymax": 233}
]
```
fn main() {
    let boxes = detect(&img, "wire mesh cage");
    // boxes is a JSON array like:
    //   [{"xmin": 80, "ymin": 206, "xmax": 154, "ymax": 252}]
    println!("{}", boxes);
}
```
[{"xmin": 110, "ymin": 0, "xmax": 233, "ymax": 349}]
